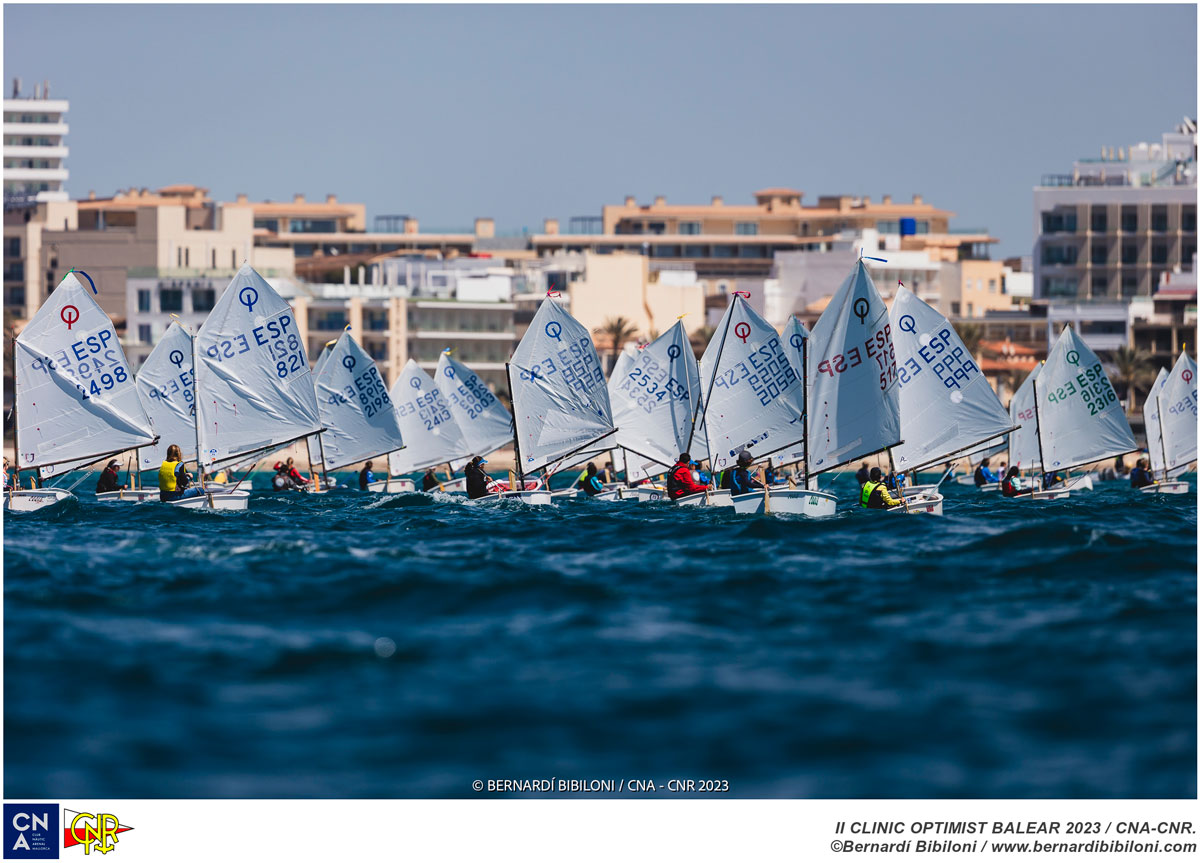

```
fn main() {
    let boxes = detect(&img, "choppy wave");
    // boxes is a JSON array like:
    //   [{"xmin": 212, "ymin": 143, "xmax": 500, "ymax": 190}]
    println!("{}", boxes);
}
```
[{"xmin": 4, "ymin": 475, "xmax": 1195, "ymax": 798}]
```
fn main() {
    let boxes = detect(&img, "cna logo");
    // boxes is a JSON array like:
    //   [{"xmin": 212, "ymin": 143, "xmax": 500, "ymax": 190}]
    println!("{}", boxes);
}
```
[
  {"xmin": 62, "ymin": 812, "xmax": 132, "ymax": 856},
  {"xmin": 4, "ymin": 804, "xmax": 59, "ymax": 859}
]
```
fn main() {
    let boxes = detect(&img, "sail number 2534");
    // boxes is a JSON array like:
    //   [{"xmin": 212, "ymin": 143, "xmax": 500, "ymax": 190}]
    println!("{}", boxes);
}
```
[{"xmin": 815, "ymin": 324, "xmax": 896, "ymax": 391}]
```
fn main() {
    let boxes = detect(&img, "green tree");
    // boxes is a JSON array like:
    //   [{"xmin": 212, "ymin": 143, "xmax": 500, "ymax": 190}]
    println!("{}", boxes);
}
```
[
  {"xmin": 689, "ymin": 325, "xmax": 716, "ymax": 360},
  {"xmin": 954, "ymin": 322, "xmax": 983, "ymax": 359},
  {"xmin": 593, "ymin": 316, "xmax": 640, "ymax": 371},
  {"xmin": 1110, "ymin": 345, "xmax": 1155, "ymax": 414}
]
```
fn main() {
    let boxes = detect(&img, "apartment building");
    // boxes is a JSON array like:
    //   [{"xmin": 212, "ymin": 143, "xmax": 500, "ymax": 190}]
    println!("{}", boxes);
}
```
[{"xmin": 1033, "ymin": 119, "xmax": 1197, "ymax": 302}]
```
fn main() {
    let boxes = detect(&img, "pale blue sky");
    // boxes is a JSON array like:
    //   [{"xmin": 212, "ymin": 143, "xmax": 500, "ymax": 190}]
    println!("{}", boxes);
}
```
[{"xmin": 5, "ymin": 4, "xmax": 1196, "ymax": 256}]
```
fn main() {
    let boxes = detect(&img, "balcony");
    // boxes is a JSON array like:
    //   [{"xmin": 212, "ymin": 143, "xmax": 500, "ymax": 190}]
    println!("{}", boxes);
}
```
[
  {"xmin": 410, "ymin": 330, "xmax": 514, "ymax": 341},
  {"xmin": 3, "ymin": 145, "xmax": 68, "ymax": 159},
  {"xmin": 3, "ymin": 167, "xmax": 67, "ymax": 182},
  {"xmin": 2, "ymin": 122, "xmax": 68, "ymax": 136}
]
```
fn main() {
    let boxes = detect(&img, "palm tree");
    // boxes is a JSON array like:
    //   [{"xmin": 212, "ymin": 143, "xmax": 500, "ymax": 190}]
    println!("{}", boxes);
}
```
[
  {"xmin": 689, "ymin": 325, "xmax": 716, "ymax": 359},
  {"xmin": 1109, "ymin": 345, "xmax": 1155, "ymax": 415},
  {"xmin": 954, "ymin": 322, "xmax": 983, "ymax": 359},
  {"xmin": 593, "ymin": 316, "xmax": 639, "ymax": 372}
]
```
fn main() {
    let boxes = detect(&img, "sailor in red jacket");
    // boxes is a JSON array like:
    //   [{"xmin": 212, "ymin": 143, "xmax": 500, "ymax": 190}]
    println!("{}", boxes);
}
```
[{"xmin": 667, "ymin": 452, "xmax": 709, "ymax": 500}]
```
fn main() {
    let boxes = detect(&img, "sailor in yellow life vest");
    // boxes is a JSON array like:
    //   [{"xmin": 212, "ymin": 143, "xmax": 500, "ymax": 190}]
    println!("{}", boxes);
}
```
[
  {"xmin": 159, "ymin": 444, "xmax": 203, "ymax": 503},
  {"xmin": 859, "ymin": 466, "xmax": 903, "ymax": 509}
]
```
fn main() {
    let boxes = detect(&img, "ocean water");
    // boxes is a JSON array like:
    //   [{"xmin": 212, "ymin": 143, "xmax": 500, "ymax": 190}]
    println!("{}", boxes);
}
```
[{"xmin": 4, "ymin": 473, "xmax": 1196, "ymax": 799}]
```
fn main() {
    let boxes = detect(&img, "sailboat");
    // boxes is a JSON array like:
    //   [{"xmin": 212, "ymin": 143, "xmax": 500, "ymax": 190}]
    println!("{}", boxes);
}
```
[
  {"xmin": 371, "ymin": 358, "xmax": 470, "ymax": 493},
  {"xmin": 8, "ymin": 272, "xmax": 158, "ymax": 512},
  {"xmin": 505, "ymin": 295, "xmax": 616, "ymax": 505},
  {"xmin": 1002, "ymin": 363, "xmax": 1066, "ymax": 497},
  {"xmin": 602, "ymin": 320, "xmax": 705, "ymax": 502},
  {"xmin": 311, "ymin": 330, "xmax": 405, "ymax": 490},
  {"xmin": 185, "ymin": 264, "xmax": 324, "ymax": 509},
  {"xmin": 691, "ymin": 291, "xmax": 835, "ymax": 515},
  {"xmin": 804, "ymin": 259, "xmax": 916, "ymax": 513},
  {"xmin": 953, "ymin": 437, "xmax": 1008, "ymax": 489},
  {"xmin": 1027, "ymin": 324, "xmax": 1137, "ymax": 500},
  {"xmin": 1142, "ymin": 351, "xmax": 1196, "ymax": 494},
  {"xmin": 888, "ymin": 284, "xmax": 1015, "ymax": 514},
  {"xmin": 767, "ymin": 315, "xmax": 812, "ymax": 473},
  {"xmin": 433, "ymin": 349, "xmax": 517, "ymax": 493}
]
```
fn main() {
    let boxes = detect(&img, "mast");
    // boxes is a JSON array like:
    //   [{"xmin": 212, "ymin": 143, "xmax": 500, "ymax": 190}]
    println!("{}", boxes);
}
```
[
  {"xmin": 1031, "ymin": 375, "xmax": 1046, "ymax": 480},
  {"xmin": 800, "ymin": 329, "xmax": 810, "ymax": 490},
  {"xmin": 1156, "ymin": 391, "xmax": 1170, "ymax": 482},
  {"xmin": 10, "ymin": 327, "xmax": 20, "ymax": 495},
  {"xmin": 190, "ymin": 323, "xmax": 206, "ymax": 495},
  {"xmin": 505, "ymin": 362, "xmax": 524, "ymax": 485}
]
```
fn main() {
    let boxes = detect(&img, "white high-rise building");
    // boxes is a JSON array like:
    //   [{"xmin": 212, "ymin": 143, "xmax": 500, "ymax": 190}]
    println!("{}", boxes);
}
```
[{"xmin": 3, "ymin": 78, "xmax": 69, "ymax": 206}]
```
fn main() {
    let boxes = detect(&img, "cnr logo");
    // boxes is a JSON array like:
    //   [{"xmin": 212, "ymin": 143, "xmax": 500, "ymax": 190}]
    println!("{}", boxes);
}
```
[{"xmin": 64, "ymin": 810, "xmax": 133, "ymax": 855}]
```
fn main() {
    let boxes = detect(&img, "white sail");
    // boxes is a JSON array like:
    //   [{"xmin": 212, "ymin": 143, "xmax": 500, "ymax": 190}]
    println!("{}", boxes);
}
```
[
  {"xmin": 610, "ymin": 320, "xmax": 702, "ymax": 469},
  {"xmin": 1036, "ymin": 325, "xmax": 1136, "ymax": 472},
  {"xmin": 194, "ymin": 264, "xmax": 322, "ymax": 468},
  {"xmin": 1008, "ymin": 365, "xmax": 1042, "ymax": 471},
  {"xmin": 387, "ymin": 359, "xmax": 468, "ymax": 475},
  {"xmin": 697, "ymin": 295, "xmax": 804, "ymax": 472},
  {"xmin": 890, "ymin": 286, "xmax": 1013, "ymax": 471},
  {"xmin": 436, "ymin": 351, "xmax": 513, "ymax": 459},
  {"xmin": 508, "ymin": 297, "xmax": 615, "ymax": 473},
  {"xmin": 1160, "ymin": 351, "xmax": 1198, "ymax": 471},
  {"xmin": 136, "ymin": 321, "xmax": 198, "ymax": 470},
  {"xmin": 806, "ymin": 260, "xmax": 901, "ymax": 475},
  {"xmin": 313, "ymin": 331, "xmax": 404, "ymax": 470},
  {"xmin": 15, "ymin": 273, "xmax": 156, "ymax": 471},
  {"xmin": 1144, "ymin": 368, "xmax": 1170, "ymax": 476},
  {"xmin": 962, "ymin": 436, "xmax": 1009, "ymax": 466},
  {"xmin": 768, "ymin": 316, "xmax": 812, "ymax": 468}
]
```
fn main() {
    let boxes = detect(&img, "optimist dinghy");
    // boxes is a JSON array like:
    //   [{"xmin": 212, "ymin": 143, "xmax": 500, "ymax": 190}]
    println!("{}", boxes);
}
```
[{"xmin": 1142, "ymin": 352, "xmax": 1196, "ymax": 494}]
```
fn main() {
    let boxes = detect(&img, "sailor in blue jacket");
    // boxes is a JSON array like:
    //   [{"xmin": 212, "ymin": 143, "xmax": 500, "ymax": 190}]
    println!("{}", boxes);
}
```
[
  {"xmin": 974, "ymin": 458, "xmax": 1000, "ymax": 486},
  {"xmin": 720, "ymin": 450, "xmax": 764, "ymax": 495}
]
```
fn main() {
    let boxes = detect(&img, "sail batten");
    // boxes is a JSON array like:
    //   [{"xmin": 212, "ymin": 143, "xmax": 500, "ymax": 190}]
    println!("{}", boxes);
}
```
[
  {"xmin": 15, "ymin": 273, "xmax": 156, "ymax": 471},
  {"xmin": 436, "ymin": 352, "xmax": 513, "ymax": 459}
]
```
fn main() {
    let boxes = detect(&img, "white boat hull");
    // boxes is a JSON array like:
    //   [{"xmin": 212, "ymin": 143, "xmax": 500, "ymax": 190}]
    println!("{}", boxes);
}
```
[
  {"xmin": 1064, "ymin": 473, "xmax": 1094, "ymax": 492},
  {"xmin": 673, "ymin": 489, "xmax": 734, "ymax": 507},
  {"xmin": 493, "ymin": 489, "xmax": 552, "ymax": 506},
  {"xmin": 167, "ymin": 489, "xmax": 251, "ymax": 510},
  {"xmin": 367, "ymin": 478, "xmax": 417, "ymax": 494},
  {"xmin": 888, "ymin": 490, "xmax": 944, "ymax": 515},
  {"xmin": 731, "ymin": 488, "xmax": 838, "ymax": 517},
  {"xmin": 1140, "ymin": 481, "xmax": 1190, "ymax": 495},
  {"xmin": 623, "ymin": 486, "xmax": 667, "ymax": 502},
  {"xmin": 1029, "ymin": 488, "xmax": 1070, "ymax": 500},
  {"xmin": 903, "ymin": 483, "xmax": 940, "ymax": 496},
  {"xmin": 95, "ymin": 489, "xmax": 161, "ymax": 503},
  {"xmin": 5, "ymin": 488, "xmax": 75, "ymax": 512},
  {"xmin": 551, "ymin": 489, "xmax": 582, "ymax": 501}
]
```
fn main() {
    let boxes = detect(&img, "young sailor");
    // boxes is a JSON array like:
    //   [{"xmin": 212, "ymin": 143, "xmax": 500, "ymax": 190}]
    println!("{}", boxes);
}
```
[
  {"xmin": 285, "ymin": 457, "xmax": 311, "ymax": 488},
  {"xmin": 667, "ymin": 452, "xmax": 709, "ymax": 500},
  {"xmin": 96, "ymin": 460, "xmax": 127, "ymax": 493},
  {"xmin": 855, "ymin": 462, "xmax": 871, "ymax": 486},
  {"xmin": 465, "ymin": 456, "xmax": 491, "ymax": 500},
  {"xmin": 1129, "ymin": 458, "xmax": 1156, "ymax": 489},
  {"xmin": 1001, "ymin": 466, "xmax": 1033, "ymax": 498},
  {"xmin": 859, "ymin": 467, "xmax": 903, "ymax": 509},
  {"xmin": 422, "ymin": 468, "xmax": 440, "ymax": 492},
  {"xmin": 359, "ymin": 461, "xmax": 375, "ymax": 491},
  {"xmin": 580, "ymin": 463, "xmax": 605, "ymax": 497},
  {"xmin": 159, "ymin": 445, "xmax": 202, "ymax": 502},
  {"xmin": 720, "ymin": 450, "xmax": 765, "ymax": 495},
  {"xmin": 974, "ymin": 458, "xmax": 1000, "ymax": 486}
]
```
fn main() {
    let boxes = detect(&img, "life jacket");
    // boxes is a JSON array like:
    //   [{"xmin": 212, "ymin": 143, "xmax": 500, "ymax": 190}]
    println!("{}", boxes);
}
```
[
  {"xmin": 1002, "ymin": 476, "xmax": 1022, "ymax": 497},
  {"xmin": 583, "ymin": 474, "xmax": 603, "ymax": 495},
  {"xmin": 974, "ymin": 466, "xmax": 987, "ymax": 486},
  {"xmin": 159, "ymin": 460, "xmax": 180, "ymax": 492},
  {"xmin": 860, "ymin": 480, "xmax": 886, "ymax": 509}
]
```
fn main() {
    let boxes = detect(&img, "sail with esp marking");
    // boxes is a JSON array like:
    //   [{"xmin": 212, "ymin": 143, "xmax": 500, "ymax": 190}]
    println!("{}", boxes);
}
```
[
  {"xmin": 15, "ymin": 273, "xmax": 156, "ymax": 472},
  {"xmin": 1144, "ymin": 368, "xmax": 1170, "ymax": 476},
  {"xmin": 313, "ymin": 331, "xmax": 404, "ymax": 470},
  {"xmin": 1036, "ymin": 325, "xmax": 1135, "ymax": 472},
  {"xmin": 194, "ymin": 264, "xmax": 322, "ymax": 468},
  {"xmin": 767, "ymin": 316, "xmax": 811, "ymax": 468},
  {"xmin": 611, "ymin": 320, "xmax": 703, "ymax": 472},
  {"xmin": 1160, "ymin": 351, "xmax": 1198, "ymax": 471},
  {"xmin": 889, "ymin": 286, "xmax": 1012, "ymax": 471},
  {"xmin": 508, "ymin": 297, "xmax": 615, "ymax": 473},
  {"xmin": 387, "ymin": 359, "xmax": 468, "ymax": 474},
  {"xmin": 136, "ymin": 321, "xmax": 198, "ymax": 470},
  {"xmin": 436, "ymin": 351, "xmax": 513, "ymax": 459},
  {"xmin": 806, "ymin": 260, "xmax": 901, "ymax": 475}
]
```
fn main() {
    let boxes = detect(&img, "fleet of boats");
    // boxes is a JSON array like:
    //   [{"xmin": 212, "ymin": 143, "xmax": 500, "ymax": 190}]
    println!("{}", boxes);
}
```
[{"xmin": 6, "ymin": 259, "xmax": 1196, "ymax": 515}]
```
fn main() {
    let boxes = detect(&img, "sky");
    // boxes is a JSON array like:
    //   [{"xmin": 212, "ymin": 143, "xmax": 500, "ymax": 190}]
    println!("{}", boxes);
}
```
[{"xmin": 4, "ymin": 3, "xmax": 1196, "ymax": 257}]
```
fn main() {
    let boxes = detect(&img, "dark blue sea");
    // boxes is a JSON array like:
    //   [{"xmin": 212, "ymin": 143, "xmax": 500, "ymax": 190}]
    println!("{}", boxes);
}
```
[{"xmin": 4, "ymin": 473, "xmax": 1196, "ymax": 798}]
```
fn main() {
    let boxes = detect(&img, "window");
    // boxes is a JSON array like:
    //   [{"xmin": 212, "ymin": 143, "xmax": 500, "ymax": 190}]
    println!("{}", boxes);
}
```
[
  {"xmin": 1121, "ymin": 206, "xmax": 1138, "ymax": 233},
  {"xmin": 231, "ymin": 250, "xmax": 237, "ymax": 268},
  {"xmin": 1122, "ymin": 243, "xmax": 1138, "ymax": 265},
  {"xmin": 1151, "ymin": 205, "xmax": 1168, "ymax": 232},
  {"xmin": 1182, "ymin": 243, "xmax": 1196, "ymax": 269},
  {"xmin": 160, "ymin": 289, "xmax": 184, "ymax": 312},
  {"xmin": 1091, "ymin": 208, "xmax": 1107, "ymax": 233},
  {"xmin": 1042, "ymin": 276, "xmax": 1078, "ymax": 298},
  {"xmin": 1091, "ymin": 276, "xmax": 1108, "ymax": 297},
  {"xmin": 966, "ymin": 302, "xmax": 974, "ymax": 316},
  {"xmin": 1151, "ymin": 243, "xmax": 1168, "ymax": 265},
  {"xmin": 253, "ymin": 219, "xmax": 279, "ymax": 232},
  {"xmin": 915, "ymin": 221, "xmax": 930, "ymax": 234},
  {"xmin": 1182, "ymin": 207, "xmax": 1196, "ymax": 232},
  {"xmin": 683, "ymin": 245, "xmax": 706, "ymax": 258},
  {"xmin": 4, "ymin": 236, "xmax": 19, "ymax": 257},
  {"xmin": 1041, "ymin": 208, "xmax": 1077, "ymax": 234},
  {"xmin": 192, "ymin": 289, "xmax": 216, "ymax": 312},
  {"xmin": 679, "ymin": 221, "xmax": 701, "ymax": 235},
  {"xmin": 739, "ymin": 245, "xmax": 767, "ymax": 258},
  {"xmin": 735, "ymin": 222, "xmax": 758, "ymax": 235},
  {"xmin": 1121, "ymin": 274, "xmax": 1138, "ymax": 297},
  {"xmin": 138, "ymin": 324, "xmax": 152, "ymax": 344},
  {"xmin": 185, "ymin": 248, "xmax": 190, "ymax": 267},
  {"xmin": 1041, "ymin": 244, "xmax": 1078, "ymax": 265},
  {"xmin": 310, "ymin": 311, "xmax": 348, "ymax": 331},
  {"xmin": 712, "ymin": 245, "xmax": 735, "ymax": 258},
  {"xmin": 988, "ymin": 279, "xmax": 997, "ymax": 293},
  {"xmin": 950, "ymin": 302, "xmax": 961, "ymax": 315},
  {"xmin": 137, "ymin": 289, "xmax": 151, "ymax": 312},
  {"xmin": 877, "ymin": 220, "xmax": 900, "ymax": 234},
  {"xmin": 211, "ymin": 250, "xmax": 217, "ymax": 268},
  {"xmin": 1091, "ymin": 243, "xmax": 1107, "ymax": 265},
  {"xmin": 647, "ymin": 222, "xmax": 666, "ymax": 235},
  {"xmin": 652, "ymin": 245, "xmax": 680, "ymax": 257},
  {"xmin": 289, "ymin": 219, "xmax": 337, "ymax": 233}
]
